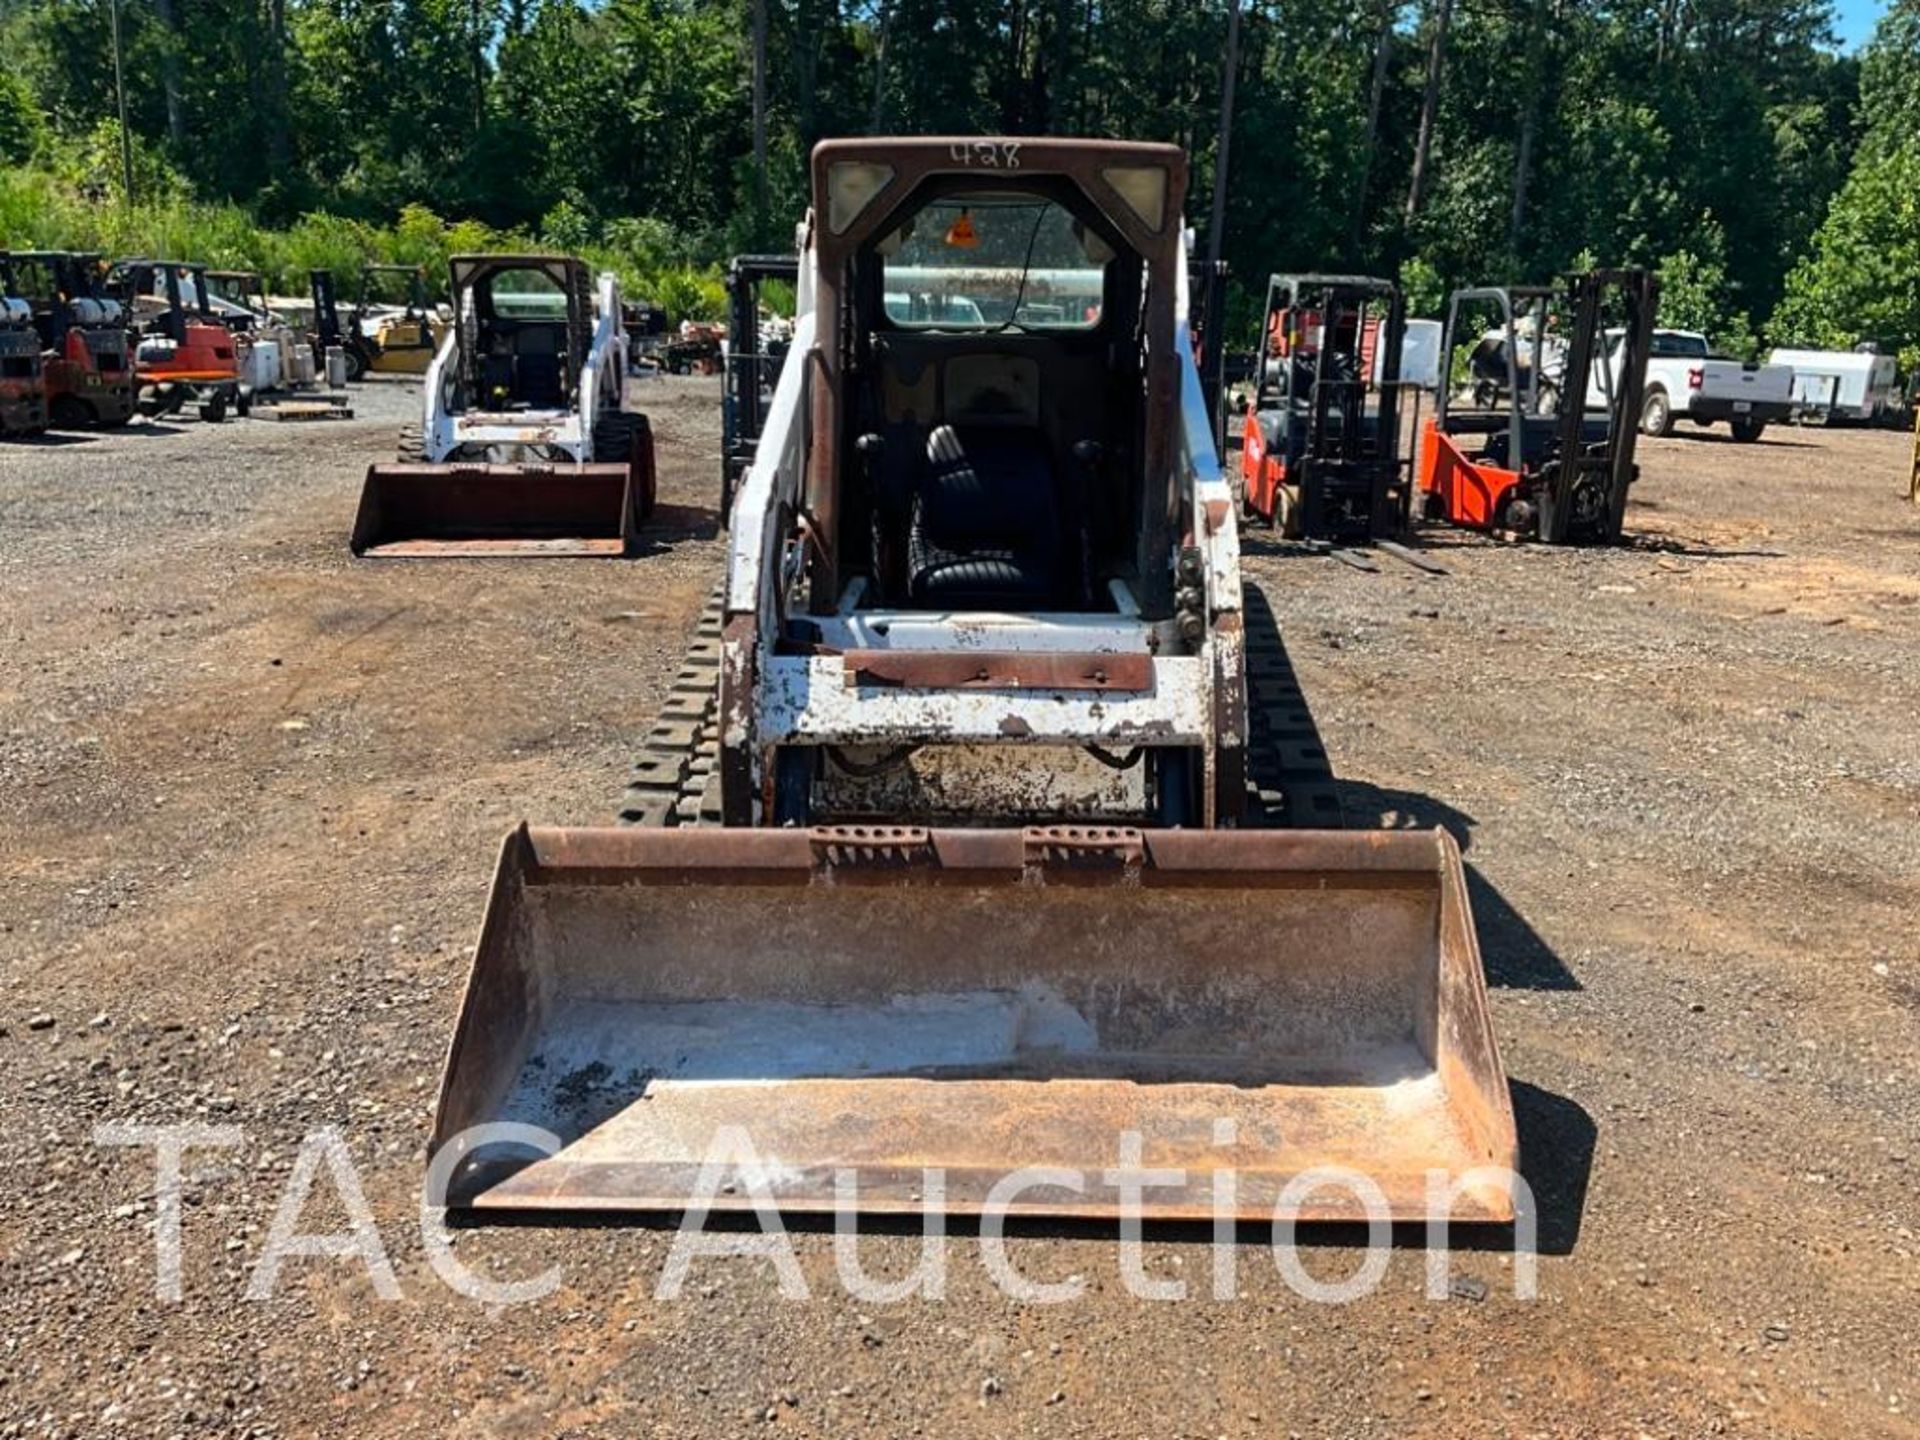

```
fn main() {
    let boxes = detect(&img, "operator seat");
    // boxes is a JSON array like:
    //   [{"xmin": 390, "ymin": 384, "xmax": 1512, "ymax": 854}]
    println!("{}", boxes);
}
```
[
  {"xmin": 907, "ymin": 424, "xmax": 1063, "ymax": 608},
  {"xmin": 514, "ymin": 325, "xmax": 565, "ymax": 408}
]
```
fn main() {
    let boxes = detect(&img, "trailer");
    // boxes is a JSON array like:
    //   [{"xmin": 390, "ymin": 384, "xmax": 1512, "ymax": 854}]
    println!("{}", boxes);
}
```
[{"xmin": 1770, "ymin": 347, "xmax": 1901, "ymax": 425}]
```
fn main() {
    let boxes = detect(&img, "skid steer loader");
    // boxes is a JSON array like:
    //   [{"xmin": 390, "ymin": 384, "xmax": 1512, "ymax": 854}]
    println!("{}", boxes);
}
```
[
  {"xmin": 430, "ymin": 140, "xmax": 1516, "ymax": 1223},
  {"xmin": 351, "ymin": 254, "xmax": 655, "ymax": 558}
]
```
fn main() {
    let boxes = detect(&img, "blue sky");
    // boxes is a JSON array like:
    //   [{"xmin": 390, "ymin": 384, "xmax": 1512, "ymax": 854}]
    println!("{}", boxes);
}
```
[{"xmin": 1832, "ymin": 0, "xmax": 1889, "ymax": 49}]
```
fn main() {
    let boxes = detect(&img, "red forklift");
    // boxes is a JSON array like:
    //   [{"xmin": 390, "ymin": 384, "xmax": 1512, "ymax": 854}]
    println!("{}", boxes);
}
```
[
  {"xmin": 108, "ymin": 259, "xmax": 243, "ymax": 422},
  {"xmin": 1238, "ymin": 274, "xmax": 1408, "ymax": 541},
  {"xmin": 0, "ymin": 256, "xmax": 48, "ymax": 437},
  {"xmin": 1418, "ymin": 268, "xmax": 1657, "ymax": 543},
  {"xmin": 3, "ymin": 251, "xmax": 136, "ymax": 428}
]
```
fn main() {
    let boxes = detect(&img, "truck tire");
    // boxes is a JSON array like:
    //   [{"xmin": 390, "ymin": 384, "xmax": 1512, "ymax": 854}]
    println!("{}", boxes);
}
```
[
  {"xmin": 1640, "ymin": 387, "xmax": 1673, "ymax": 437},
  {"xmin": 197, "ymin": 392, "xmax": 228, "ymax": 424},
  {"xmin": 1730, "ymin": 417, "xmax": 1766, "ymax": 443},
  {"xmin": 396, "ymin": 424, "xmax": 425, "ymax": 463},
  {"xmin": 344, "ymin": 347, "xmax": 367, "ymax": 383}
]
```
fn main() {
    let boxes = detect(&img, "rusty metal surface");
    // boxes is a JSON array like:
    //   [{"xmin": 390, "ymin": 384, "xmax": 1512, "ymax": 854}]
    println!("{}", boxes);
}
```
[
  {"xmin": 813, "ymin": 742, "xmax": 1150, "ymax": 821},
  {"xmin": 350, "ymin": 463, "xmax": 639, "ymax": 558},
  {"xmin": 432, "ymin": 824, "xmax": 1516, "ymax": 1222},
  {"xmin": 1208, "ymin": 610, "xmax": 1247, "ymax": 825},
  {"xmin": 842, "ymin": 650, "xmax": 1154, "ymax": 691},
  {"xmin": 761, "ymin": 653, "xmax": 1210, "ymax": 747}
]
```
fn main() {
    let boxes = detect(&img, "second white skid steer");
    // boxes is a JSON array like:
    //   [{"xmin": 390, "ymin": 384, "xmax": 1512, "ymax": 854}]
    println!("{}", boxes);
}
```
[{"xmin": 351, "ymin": 254, "xmax": 655, "ymax": 557}]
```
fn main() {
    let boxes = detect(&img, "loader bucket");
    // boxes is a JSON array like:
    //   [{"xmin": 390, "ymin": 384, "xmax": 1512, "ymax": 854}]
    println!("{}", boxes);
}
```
[
  {"xmin": 351, "ymin": 462, "xmax": 643, "ymax": 558},
  {"xmin": 432, "ymin": 825, "xmax": 1517, "ymax": 1222}
]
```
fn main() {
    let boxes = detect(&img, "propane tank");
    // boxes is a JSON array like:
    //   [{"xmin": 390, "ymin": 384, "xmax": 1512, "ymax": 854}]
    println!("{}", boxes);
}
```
[{"xmin": 325, "ymin": 344, "xmax": 347, "ymax": 389}]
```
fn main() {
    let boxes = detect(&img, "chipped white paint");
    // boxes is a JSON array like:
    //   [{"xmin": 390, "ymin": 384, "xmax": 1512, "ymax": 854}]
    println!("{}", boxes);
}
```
[
  {"xmin": 760, "ymin": 654, "xmax": 1210, "ymax": 746},
  {"xmin": 806, "ymin": 610, "xmax": 1174, "ymax": 655}
]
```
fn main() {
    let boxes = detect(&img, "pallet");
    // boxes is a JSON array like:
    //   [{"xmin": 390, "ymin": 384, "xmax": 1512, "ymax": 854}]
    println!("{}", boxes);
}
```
[{"xmin": 253, "ymin": 401, "xmax": 354, "ymax": 422}]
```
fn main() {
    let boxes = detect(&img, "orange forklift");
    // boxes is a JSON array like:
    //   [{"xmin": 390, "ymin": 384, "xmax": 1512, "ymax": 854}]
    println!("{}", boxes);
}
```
[
  {"xmin": 108, "ymin": 259, "xmax": 243, "ymax": 422},
  {"xmin": 1238, "ymin": 273, "xmax": 1407, "ymax": 540},
  {"xmin": 0, "ymin": 257, "xmax": 48, "ymax": 437},
  {"xmin": 1418, "ymin": 268, "xmax": 1656, "ymax": 543},
  {"xmin": 4, "ymin": 251, "xmax": 135, "ymax": 428}
]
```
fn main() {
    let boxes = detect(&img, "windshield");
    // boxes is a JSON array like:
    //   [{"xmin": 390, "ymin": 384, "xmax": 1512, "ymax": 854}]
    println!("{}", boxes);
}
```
[
  {"xmin": 363, "ymin": 270, "xmax": 423, "ymax": 309},
  {"xmin": 880, "ymin": 195, "xmax": 1106, "ymax": 331},
  {"xmin": 206, "ymin": 275, "xmax": 261, "ymax": 310}
]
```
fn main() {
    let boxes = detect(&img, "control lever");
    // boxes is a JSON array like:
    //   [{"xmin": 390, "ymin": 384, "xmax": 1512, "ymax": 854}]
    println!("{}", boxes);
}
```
[
  {"xmin": 855, "ymin": 432, "xmax": 889, "ymax": 602},
  {"xmin": 1070, "ymin": 439, "xmax": 1103, "ymax": 607}
]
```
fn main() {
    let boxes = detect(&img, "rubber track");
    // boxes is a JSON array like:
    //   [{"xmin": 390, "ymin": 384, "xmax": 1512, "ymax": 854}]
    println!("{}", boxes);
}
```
[
  {"xmin": 616, "ymin": 580, "xmax": 1343, "ymax": 830},
  {"xmin": 1239, "ymin": 581, "xmax": 1345, "ymax": 829},
  {"xmin": 616, "ymin": 584, "xmax": 726, "ymax": 827}
]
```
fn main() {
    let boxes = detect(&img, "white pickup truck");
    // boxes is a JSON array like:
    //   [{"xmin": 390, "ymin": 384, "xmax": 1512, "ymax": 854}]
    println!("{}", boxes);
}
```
[{"xmin": 1588, "ymin": 328, "xmax": 1793, "ymax": 442}]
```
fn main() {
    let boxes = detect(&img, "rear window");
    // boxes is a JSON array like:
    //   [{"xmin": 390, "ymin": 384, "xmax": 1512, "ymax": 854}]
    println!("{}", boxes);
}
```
[
  {"xmin": 487, "ymin": 267, "xmax": 568, "ymax": 319},
  {"xmin": 879, "ymin": 195, "xmax": 1106, "ymax": 331},
  {"xmin": 1650, "ymin": 332, "xmax": 1708, "ymax": 358}
]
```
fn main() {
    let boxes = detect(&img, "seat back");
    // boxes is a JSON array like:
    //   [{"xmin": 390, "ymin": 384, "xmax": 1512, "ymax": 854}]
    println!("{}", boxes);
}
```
[
  {"xmin": 921, "ymin": 426, "xmax": 1057, "ymax": 545},
  {"xmin": 515, "ymin": 325, "xmax": 565, "ymax": 407},
  {"xmin": 480, "ymin": 353, "xmax": 515, "ymax": 407},
  {"xmin": 908, "ymin": 425, "xmax": 1064, "ymax": 607}
]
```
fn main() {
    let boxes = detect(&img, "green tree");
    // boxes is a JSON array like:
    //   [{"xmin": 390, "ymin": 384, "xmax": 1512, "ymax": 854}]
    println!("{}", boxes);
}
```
[
  {"xmin": 1656, "ymin": 221, "xmax": 1760, "ymax": 358},
  {"xmin": 0, "ymin": 69, "xmax": 48, "ymax": 164},
  {"xmin": 1771, "ymin": 144, "xmax": 1920, "ymax": 367},
  {"xmin": 1770, "ymin": 0, "xmax": 1920, "ymax": 367}
]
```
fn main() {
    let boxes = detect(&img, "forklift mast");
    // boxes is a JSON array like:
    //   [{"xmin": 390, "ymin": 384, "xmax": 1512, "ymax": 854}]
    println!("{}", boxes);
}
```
[
  {"xmin": 1430, "ymin": 268, "xmax": 1657, "ymax": 543},
  {"xmin": 1541, "ymin": 269, "xmax": 1656, "ymax": 543},
  {"xmin": 111, "ymin": 261, "xmax": 212, "ymax": 346},
  {"xmin": 721, "ymin": 254, "xmax": 799, "ymax": 521},
  {"xmin": 1187, "ymin": 257, "xmax": 1230, "ymax": 449},
  {"xmin": 310, "ymin": 269, "xmax": 343, "ymax": 349},
  {"xmin": 1247, "ymin": 273, "xmax": 1407, "ymax": 540}
]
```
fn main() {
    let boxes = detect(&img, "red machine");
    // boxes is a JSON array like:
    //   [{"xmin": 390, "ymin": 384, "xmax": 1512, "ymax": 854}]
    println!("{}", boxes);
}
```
[
  {"xmin": 1418, "ymin": 269, "xmax": 1656, "ymax": 544},
  {"xmin": 109, "ymin": 260, "xmax": 242, "ymax": 422},
  {"xmin": 5, "ymin": 251, "xmax": 135, "ymax": 428},
  {"xmin": 1238, "ymin": 274, "xmax": 1406, "ymax": 540},
  {"xmin": 0, "ymin": 309, "xmax": 47, "ymax": 438}
]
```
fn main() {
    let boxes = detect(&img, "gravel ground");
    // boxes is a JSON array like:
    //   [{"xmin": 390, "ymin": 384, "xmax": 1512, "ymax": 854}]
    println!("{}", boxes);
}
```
[{"xmin": 1, "ymin": 382, "xmax": 1915, "ymax": 1438}]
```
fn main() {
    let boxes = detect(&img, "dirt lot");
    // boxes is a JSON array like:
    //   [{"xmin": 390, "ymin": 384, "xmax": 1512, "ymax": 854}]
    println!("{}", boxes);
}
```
[{"xmin": 1, "ymin": 381, "xmax": 1915, "ymax": 1438}]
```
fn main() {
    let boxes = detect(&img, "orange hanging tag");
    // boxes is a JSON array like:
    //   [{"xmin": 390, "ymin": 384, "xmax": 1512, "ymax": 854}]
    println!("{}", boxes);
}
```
[{"xmin": 945, "ymin": 210, "xmax": 978, "ymax": 248}]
